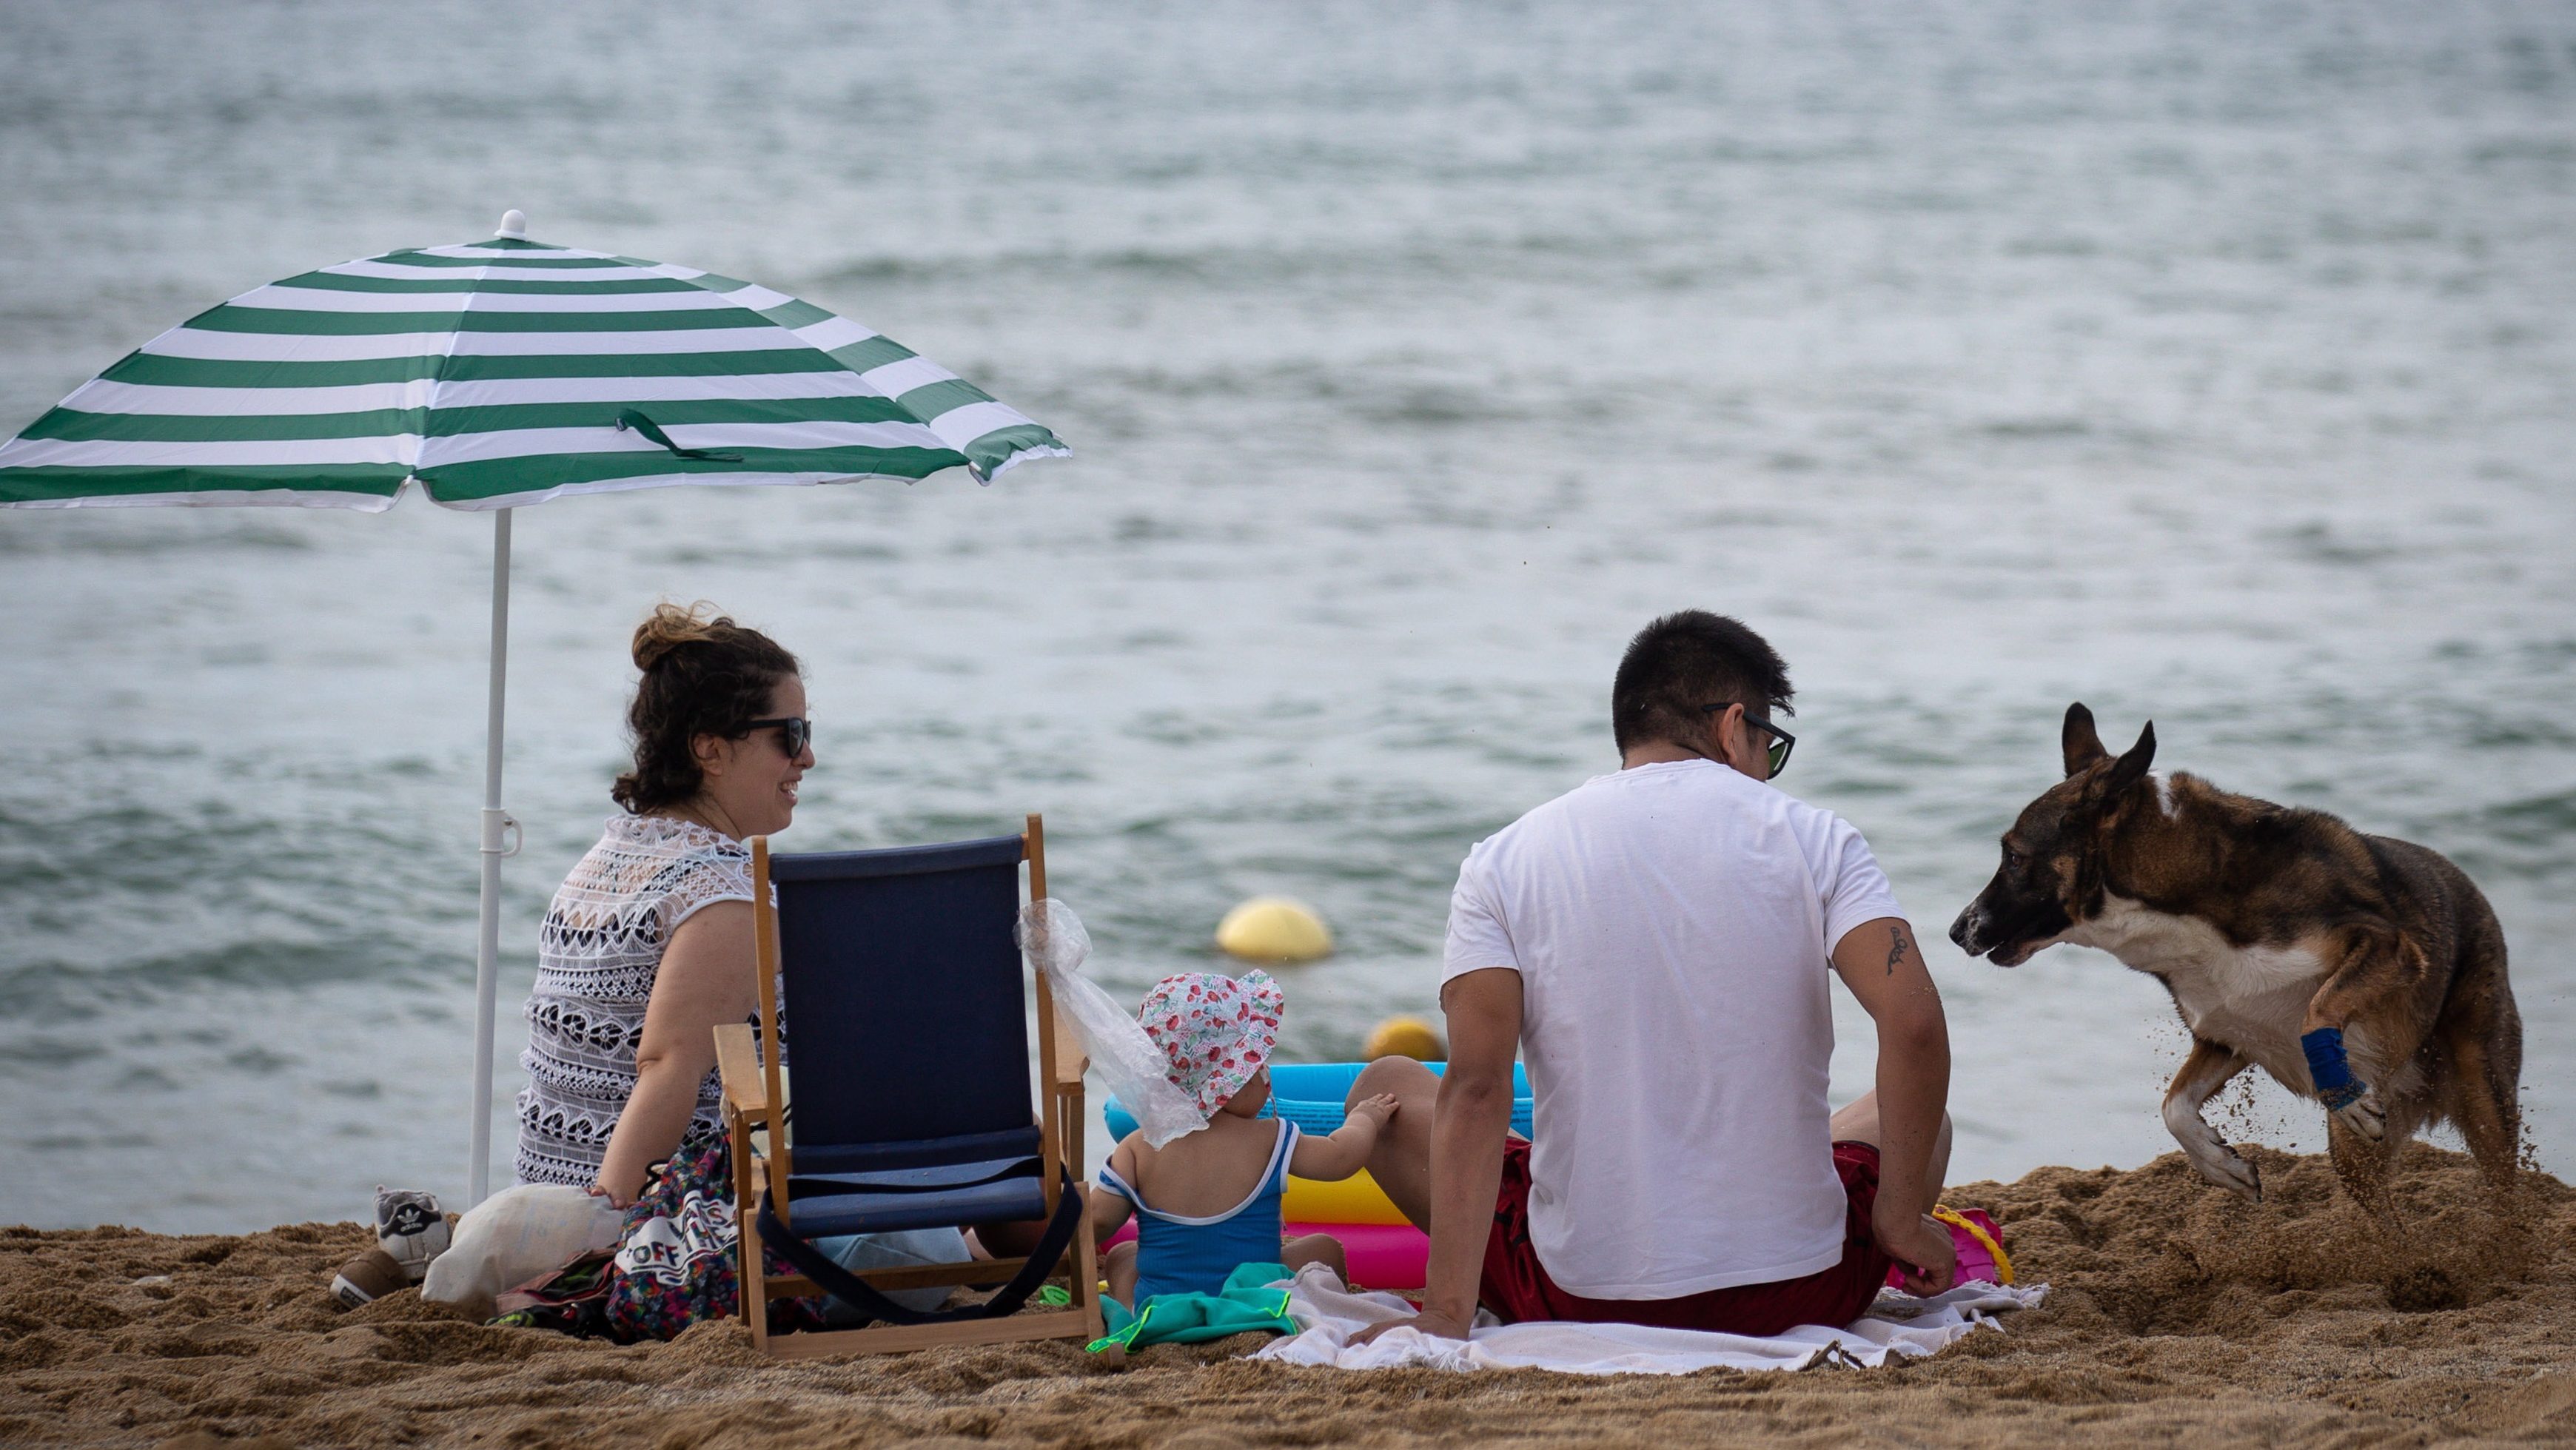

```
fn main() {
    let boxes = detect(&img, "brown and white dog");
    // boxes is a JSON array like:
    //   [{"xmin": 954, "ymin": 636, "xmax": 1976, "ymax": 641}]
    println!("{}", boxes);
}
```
[{"xmin": 1949, "ymin": 703, "xmax": 2522, "ymax": 1209}]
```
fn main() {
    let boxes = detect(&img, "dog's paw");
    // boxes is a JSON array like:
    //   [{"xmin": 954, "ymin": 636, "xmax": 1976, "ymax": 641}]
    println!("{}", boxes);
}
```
[
  {"xmin": 2205, "ymin": 1147, "xmax": 2264, "ymax": 1203},
  {"xmin": 2184, "ymin": 1125, "xmax": 2264, "ymax": 1202},
  {"xmin": 2331, "ymin": 1087, "xmax": 2387, "ymax": 1142}
]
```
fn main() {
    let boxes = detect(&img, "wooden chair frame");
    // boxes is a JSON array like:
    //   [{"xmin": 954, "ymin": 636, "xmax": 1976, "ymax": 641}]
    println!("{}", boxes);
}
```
[{"xmin": 714, "ymin": 812, "xmax": 1101, "ymax": 1357}]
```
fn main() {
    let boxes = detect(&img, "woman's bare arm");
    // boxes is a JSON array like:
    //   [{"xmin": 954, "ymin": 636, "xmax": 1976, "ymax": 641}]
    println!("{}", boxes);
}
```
[{"xmin": 590, "ymin": 900, "xmax": 759, "ymax": 1205}]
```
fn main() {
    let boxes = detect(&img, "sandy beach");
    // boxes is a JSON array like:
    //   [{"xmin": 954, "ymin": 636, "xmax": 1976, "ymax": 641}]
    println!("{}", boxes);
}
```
[{"xmin": 5, "ymin": 1143, "xmax": 2571, "ymax": 1449}]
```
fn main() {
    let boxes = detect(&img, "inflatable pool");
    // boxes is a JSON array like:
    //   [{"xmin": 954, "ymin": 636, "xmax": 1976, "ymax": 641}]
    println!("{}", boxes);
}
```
[{"xmin": 1099, "ymin": 1061, "xmax": 1531, "ymax": 1290}]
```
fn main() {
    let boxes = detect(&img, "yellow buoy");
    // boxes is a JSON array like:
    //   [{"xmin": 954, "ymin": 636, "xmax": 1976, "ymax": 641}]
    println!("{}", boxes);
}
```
[
  {"xmin": 1215, "ymin": 896, "xmax": 1334, "ymax": 964},
  {"xmin": 1363, "ymin": 1015, "xmax": 1445, "ymax": 1063}
]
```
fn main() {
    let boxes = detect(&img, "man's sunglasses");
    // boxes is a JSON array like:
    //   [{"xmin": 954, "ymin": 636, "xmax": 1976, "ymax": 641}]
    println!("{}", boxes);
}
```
[
  {"xmin": 742, "ymin": 716, "xmax": 811, "ymax": 756},
  {"xmin": 1699, "ymin": 704, "xmax": 1795, "ymax": 779}
]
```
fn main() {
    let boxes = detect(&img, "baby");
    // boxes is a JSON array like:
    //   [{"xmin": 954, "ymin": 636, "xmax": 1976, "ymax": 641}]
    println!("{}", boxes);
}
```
[{"xmin": 1089, "ymin": 970, "xmax": 1398, "ymax": 1307}]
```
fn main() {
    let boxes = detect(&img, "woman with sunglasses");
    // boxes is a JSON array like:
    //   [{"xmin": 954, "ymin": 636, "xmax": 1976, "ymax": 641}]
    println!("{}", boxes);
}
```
[{"xmin": 513, "ymin": 602, "xmax": 814, "ymax": 1204}]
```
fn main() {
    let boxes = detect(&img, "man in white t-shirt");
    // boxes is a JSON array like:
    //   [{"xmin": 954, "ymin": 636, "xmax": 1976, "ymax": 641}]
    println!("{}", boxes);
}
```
[{"xmin": 1351, "ymin": 611, "xmax": 1956, "ymax": 1341}]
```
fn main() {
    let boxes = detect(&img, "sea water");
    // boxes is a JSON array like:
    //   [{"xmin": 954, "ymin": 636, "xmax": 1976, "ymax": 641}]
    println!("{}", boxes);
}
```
[{"xmin": 1, "ymin": 1, "xmax": 2571, "ymax": 1231}]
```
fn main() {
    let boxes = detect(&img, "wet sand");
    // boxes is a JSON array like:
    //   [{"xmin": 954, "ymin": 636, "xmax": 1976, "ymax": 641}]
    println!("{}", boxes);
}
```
[{"xmin": 5, "ymin": 1144, "xmax": 2572, "ymax": 1448}]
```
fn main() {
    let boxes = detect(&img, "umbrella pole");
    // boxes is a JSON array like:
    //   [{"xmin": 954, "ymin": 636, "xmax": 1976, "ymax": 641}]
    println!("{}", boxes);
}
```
[{"xmin": 467, "ymin": 507, "xmax": 520, "ymax": 1206}]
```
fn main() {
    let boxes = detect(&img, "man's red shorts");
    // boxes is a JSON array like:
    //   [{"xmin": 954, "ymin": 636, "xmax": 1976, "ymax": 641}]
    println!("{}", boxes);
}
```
[{"xmin": 1477, "ymin": 1138, "xmax": 1894, "ymax": 1335}]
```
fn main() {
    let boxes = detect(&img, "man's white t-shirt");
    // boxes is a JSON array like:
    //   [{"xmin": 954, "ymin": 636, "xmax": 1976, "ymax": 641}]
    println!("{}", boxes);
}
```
[{"xmin": 1441, "ymin": 758, "xmax": 1906, "ymax": 1300}]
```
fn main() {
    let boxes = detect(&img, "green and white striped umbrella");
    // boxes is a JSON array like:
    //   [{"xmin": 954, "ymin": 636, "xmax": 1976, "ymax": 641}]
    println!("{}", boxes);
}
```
[
  {"xmin": 0, "ymin": 212, "xmax": 1071, "ymax": 1206},
  {"xmin": 0, "ymin": 215, "xmax": 1066, "ymax": 508}
]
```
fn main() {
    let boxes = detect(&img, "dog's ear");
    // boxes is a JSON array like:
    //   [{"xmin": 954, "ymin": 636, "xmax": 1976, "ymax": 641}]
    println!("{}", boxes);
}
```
[
  {"xmin": 2103, "ymin": 720, "xmax": 2156, "ymax": 799},
  {"xmin": 2062, "ymin": 702, "xmax": 2108, "ymax": 777}
]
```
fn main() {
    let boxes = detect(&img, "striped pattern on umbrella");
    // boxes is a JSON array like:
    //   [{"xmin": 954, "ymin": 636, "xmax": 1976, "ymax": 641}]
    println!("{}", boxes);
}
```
[{"xmin": 0, "ymin": 236, "xmax": 1069, "ymax": 510}]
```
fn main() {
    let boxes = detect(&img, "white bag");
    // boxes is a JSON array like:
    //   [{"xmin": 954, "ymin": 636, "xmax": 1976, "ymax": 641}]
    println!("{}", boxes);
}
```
[{"xmin": 421, "ymin": 1183, "xmax": 625, "ymax": 1315}]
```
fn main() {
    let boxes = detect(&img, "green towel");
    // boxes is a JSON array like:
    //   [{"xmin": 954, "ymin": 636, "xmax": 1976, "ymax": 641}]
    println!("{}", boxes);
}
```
[{"xmin": 1087, "ymin": 1262, "xmax": 1299, "ymax": 1353}]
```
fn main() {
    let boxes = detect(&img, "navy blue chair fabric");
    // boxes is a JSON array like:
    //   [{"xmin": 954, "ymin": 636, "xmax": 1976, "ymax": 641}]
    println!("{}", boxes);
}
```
[{"xmin": 766, "ymin": 834, "xmax": 1053, "ymax": 1243}]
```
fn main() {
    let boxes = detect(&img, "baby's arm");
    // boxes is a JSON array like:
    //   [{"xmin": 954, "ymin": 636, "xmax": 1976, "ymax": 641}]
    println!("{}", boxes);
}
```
[
  {"xmin": 1288, "ymin": 1092, "xmax": 1400, "ymax": 1181},
  {"xmin": 1087, "ymin": 1135, "xmax": 1138, "ymax": 1243}
]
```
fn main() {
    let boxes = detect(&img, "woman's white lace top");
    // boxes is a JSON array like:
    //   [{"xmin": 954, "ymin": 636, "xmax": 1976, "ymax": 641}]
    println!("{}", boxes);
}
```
[{"xmin": 514, "ymin": 813, "xmax": 753, "ymax": 1187}]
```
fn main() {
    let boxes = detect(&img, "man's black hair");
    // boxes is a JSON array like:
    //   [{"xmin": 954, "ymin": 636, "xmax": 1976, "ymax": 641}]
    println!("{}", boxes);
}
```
[{"xmin": 1611, "ymin": 611, "xmax": 1794, "ymax": 753}]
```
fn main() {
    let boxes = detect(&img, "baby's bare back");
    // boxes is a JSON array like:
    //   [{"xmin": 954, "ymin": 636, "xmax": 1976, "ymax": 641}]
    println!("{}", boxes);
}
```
[{"xmin": 1120, "ymin": 1115, "xmax": 1287, "ymax": 1218}]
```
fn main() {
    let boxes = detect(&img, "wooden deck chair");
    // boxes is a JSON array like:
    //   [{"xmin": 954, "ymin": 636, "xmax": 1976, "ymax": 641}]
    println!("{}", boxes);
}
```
[{"xmin": 711, "ymin": 813, "xmax": 1101, "ymax": 1357}]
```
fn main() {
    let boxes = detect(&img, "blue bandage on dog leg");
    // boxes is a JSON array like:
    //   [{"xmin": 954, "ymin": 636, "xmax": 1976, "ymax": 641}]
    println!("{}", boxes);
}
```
[
  {"xmin": 2301, "ymin": 1027, "xmax": 2353, "ymax": 1091},
  {"xmin": 2301, "ymin": 1027, "xmax": 2365, "ymax": 1109}
]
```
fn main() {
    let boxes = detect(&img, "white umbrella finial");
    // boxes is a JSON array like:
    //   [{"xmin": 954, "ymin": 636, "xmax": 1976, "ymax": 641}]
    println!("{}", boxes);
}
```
[{"xmin": 495, "ymin": 209, "xmax": 529, "ymax": 240}]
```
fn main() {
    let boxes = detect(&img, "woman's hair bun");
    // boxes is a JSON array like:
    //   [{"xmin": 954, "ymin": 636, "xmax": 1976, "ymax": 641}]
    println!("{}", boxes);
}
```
[{"xmin": 631, "ymin": 600, "xmax": 725, "ymax": 672}]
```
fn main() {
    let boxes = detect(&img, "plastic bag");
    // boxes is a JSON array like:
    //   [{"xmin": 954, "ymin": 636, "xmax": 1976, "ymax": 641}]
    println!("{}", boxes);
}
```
[
  {"xmin": 422, "ymin": 1183, "xmax": 625, "ymax": 1317},
  {"xmin": 1018, "ymin": 899, "xmax": 1206, "ymax": 1147}
]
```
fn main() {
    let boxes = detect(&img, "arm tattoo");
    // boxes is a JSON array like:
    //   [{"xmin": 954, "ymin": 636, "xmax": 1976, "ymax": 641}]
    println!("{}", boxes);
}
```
[{"xmin": 1885, "ymin": 924, "xmax": 1911, "ymax": 976}]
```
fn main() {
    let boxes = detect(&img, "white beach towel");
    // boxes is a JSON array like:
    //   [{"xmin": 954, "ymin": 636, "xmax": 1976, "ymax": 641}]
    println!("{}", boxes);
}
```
[{"xmin": 1252, "ymin": 1262, "xmax": 2047, "ymax": 1375}]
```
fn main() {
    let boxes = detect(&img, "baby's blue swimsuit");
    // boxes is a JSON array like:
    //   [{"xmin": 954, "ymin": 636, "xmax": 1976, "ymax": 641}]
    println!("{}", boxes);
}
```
[{"xmin": 1097, "ymin": 1119, "xmax": 1300, "ymax": 1305}]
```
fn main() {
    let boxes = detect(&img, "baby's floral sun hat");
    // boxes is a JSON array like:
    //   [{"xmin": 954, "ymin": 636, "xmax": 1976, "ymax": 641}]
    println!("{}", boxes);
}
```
[{"xmin": 1136, "ymin": 970, "xmax": 1285, "ymax": 1121}]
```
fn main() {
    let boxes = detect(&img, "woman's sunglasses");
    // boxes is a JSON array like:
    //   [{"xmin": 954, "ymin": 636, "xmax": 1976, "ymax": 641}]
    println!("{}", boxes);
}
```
[
  {"xmin": 742, "ymin": 716, "xmax": 811, "ymax": 756},
  {"xmin": 1699, "ymin": 704, "xmax": 1795, "ymax": 778}
]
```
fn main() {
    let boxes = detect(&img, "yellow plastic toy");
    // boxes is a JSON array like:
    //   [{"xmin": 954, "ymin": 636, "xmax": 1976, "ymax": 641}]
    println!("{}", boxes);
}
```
[
  {"xmin": 1215, "ymin": 896, "xmax": 1334, "ymax": 963},
  {"xmin": 1362, "ymin": 1015, "xmax": 1444, "ymax": 1061}
]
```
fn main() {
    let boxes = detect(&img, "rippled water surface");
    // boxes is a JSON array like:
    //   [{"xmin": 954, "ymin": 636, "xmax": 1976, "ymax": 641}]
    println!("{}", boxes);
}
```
[{"xmin": 3, "ymin": 1, "xmax": 2572, "ymax": 1230}]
